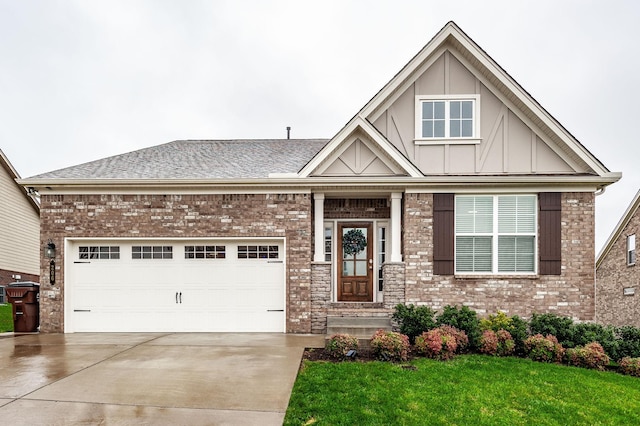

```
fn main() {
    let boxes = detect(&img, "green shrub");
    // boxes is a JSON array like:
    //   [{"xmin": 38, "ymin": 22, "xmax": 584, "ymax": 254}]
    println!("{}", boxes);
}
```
[
  {"xmin": 615, "ymin": 326, "xmax": 640, "ymax": 359},
  {"xmin": 370, "ymin": 329, "xmax": 410, "ymax": 362},
  {"xmin": 392, "ymin": 304, "xmax": 436, "ymax": 344},
  {"xmin": 325, "ymin": 334, "xmax": 359, "ymax": 360},
  {"xmin": 480, "ymin": 311, "xmax": 512, "ymax": 331},
  {"xmin": 524, "ymin": 334, "xmax": 564, "ymax": 363},
  {"xmin": 508, "ymin": 315, "xmax": 529, "ymax": 356},
  {"xmin": 566, "ymin": 342, "xmax": 610, "ymax": 370},
  {"xmin": 572, "ymin": 323, "xmax": 618, "ymax": 360},
  {"xmin": 529, "ymin": 313, "xmax": 575, "ymax": 347},
  {"xmin": 436, "ymin": 305, "xmax": 481, "ymax": 350},
  {"xmin": 619, "ymin": 357, "xmax": 640, "ymax": 377}
]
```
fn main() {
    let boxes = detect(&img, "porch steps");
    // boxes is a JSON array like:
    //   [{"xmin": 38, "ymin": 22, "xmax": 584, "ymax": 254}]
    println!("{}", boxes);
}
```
[{"xmin": 326, "ymin": 316, "xmax": 392, "ymax": 346}]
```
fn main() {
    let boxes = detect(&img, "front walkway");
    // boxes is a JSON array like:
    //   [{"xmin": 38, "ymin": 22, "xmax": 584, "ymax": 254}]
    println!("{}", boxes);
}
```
[{"xmin": 0, "ymin": 333, "xmax": 324, "ymax": 425}]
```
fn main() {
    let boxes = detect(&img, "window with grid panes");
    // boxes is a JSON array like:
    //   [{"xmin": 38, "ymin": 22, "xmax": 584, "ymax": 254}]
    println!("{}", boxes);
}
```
[{"xmin": 455, "ymin": 195, "xmax": 536, "ymax": 273}]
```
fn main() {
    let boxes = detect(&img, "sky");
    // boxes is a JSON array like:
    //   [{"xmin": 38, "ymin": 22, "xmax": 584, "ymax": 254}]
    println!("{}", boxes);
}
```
[{"xmin": 1, "ymin": 0, "xmax": 639, "ymax": 252}]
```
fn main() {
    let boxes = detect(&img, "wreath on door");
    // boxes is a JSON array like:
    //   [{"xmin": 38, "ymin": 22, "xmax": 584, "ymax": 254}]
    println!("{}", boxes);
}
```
[{"xmin": 342, "ymin": 228, "xmax": 367, "ymax": 256}]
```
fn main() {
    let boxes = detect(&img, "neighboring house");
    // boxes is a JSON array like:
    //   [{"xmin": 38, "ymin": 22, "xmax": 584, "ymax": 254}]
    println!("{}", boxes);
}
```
[
  {"xmin": 596, "ymin": 190, "xmax": 640, "ymax": 327},
  {"xmin": 19, "ymin": 22, "xmax": 620, "ymax": 334},
  {"xmin": 0, "ymin": 149, "xmax": 40, "ymax": 286}
]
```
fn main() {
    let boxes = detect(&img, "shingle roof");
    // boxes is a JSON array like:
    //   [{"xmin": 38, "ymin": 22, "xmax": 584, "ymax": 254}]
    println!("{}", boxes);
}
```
[{"xmin": 31, "ymin": 139, "xmax": 329, "ymax": 180}]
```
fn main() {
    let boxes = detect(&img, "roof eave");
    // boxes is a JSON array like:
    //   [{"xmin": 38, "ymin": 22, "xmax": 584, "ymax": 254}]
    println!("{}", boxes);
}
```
[{"xmin": 19, "ymin": 173, "xmax": 621, "ymax": 194}]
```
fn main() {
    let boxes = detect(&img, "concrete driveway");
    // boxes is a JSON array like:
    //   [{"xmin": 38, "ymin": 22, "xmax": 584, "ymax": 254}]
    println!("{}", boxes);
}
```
[{"xmin": 0, "ymin": 333, "xmax": 324, "ymax": 425}]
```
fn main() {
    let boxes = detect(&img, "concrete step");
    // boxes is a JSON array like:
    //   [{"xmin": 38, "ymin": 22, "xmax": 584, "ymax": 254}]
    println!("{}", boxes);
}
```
[
  {"xmin": 327, "ymin": 316, "xmax": 391, "ymax": 328},
  {"xmin": 326, "ymin": 316, "xmax": 392, "ymax": 343}
]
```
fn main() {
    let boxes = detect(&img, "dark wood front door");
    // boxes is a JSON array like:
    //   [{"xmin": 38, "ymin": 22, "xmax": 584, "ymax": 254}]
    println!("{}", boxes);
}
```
[{"xmin": 338, "ymin": 223, "xmax": 373, "ymax": 302}]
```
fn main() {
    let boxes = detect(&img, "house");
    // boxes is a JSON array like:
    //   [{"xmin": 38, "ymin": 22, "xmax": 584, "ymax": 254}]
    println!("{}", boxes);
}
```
[
  {"xmin": 19, "ymin": 22, "xmax": 620, "ymax": 334},
  {"xmin": 0, "ymin": 149, "xmax": 40, "ymax": 286},
  {"xmin": 596, "ymin": 190, "xmax": 640, "ymax": 327}
]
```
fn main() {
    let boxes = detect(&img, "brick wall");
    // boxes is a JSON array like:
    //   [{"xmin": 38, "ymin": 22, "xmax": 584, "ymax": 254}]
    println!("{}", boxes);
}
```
[
  {"xmin": 596, "ymin": 206, "xmax": 640, "ymax": 327},
  {"xmin": 0, "ymin": 269, "xmax": 39, "ymax": 286},
  {"xmin": 324, "ymin": 198, "xmax": 389, "ymax": 219},
  {"xmin": 402, "ymin": 192, "xmax": 596, "ymax": 320},
  {"xmin": 39, "ymin": 193, "xmax": 313, "ymax": 333}
]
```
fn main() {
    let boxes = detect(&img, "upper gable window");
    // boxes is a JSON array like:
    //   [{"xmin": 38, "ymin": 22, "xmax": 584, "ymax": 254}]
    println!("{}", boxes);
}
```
[{"xmin": 415, "ymin": 95, "xmax": 480, "ymax": 143}]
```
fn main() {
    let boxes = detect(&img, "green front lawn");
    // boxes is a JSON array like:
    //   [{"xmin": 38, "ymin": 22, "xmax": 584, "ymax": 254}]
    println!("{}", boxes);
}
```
[
  {"xmin": 0, "ymin": 303, "xmax": 13, "ymax": 332},
  {"xmin": 285, "ymin": 355, "xmax": 640, "ymax": 425}
]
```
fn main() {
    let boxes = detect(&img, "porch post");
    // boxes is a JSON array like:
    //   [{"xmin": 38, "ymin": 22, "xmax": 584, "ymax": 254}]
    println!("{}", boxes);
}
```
[
  {"xmin": 313, "ymin": 193, "xmax": 325, "ymax": 262},
  {"xmin": 390, "ymin": 192, "xmax": 402, "ymax": 262}
]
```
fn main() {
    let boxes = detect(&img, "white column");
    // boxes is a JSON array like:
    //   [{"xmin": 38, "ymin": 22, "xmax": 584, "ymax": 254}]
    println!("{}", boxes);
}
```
[
  {"xmin": 390, "ymin": 192, "xmax": 403, "ymax": 262},
  {"xmin": 313, "ymin": 193, "xmax": 325, "ymax": 262}
]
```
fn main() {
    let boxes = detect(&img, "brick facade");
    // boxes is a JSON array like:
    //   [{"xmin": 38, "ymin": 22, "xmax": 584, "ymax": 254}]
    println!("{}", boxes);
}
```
[
  {"xmin": 402, "ymin": 192, "xmax": 596, "ymax": 320},
  {"xmin": 39, "ymin": 191, "xmax": 598, "ymax": 334},
  {"xmin": 39, "ymin": 193, "xmax": 313, "ymax": 333},
  {"xmin": 596, "ymin": 204, "xmax": 640, "ymax": 327},
  {"xmin": 0, "ymin": 269, "xmax": 39, "ymax": 286}
]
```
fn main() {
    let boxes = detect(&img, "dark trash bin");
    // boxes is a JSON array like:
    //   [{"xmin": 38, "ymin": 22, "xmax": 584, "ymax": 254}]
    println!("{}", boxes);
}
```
[{"xmin": 6, "ymin": 282, "xmax": 39, "ymax": 332}]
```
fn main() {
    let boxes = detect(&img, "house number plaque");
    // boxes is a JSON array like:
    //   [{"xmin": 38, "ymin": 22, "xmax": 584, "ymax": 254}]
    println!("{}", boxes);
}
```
[{"xmin": 49, "ymin": 259, "xmax": 56, "ymax": 285}]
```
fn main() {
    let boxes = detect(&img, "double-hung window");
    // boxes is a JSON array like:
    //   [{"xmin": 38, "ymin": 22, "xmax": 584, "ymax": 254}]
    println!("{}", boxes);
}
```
[
  {"xmin": 628, "ymin": 235, "xmax": 636, "ymax": 266},
  {"xmin": 455, "ymin": 195, "xmax": 536, "ymax": 273},
  {"xmin": 416, "ymin": 96, "xmax": 478, "ymax": 141}
]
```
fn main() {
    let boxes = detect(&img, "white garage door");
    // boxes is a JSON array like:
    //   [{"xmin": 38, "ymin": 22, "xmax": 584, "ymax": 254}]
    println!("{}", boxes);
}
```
[{"xmin": 65, "ymin": 239, "xmax": 285, "ymax": 332}]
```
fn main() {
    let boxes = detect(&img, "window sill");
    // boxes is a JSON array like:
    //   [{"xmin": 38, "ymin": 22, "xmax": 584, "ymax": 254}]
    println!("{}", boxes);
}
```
[
  {"xmin": 415, "ymin": 138, "xmax": 481, "ymax": 145},
  {"xmin": 454, "ymin": 274, "xmax": 539, "ymax": 280}
]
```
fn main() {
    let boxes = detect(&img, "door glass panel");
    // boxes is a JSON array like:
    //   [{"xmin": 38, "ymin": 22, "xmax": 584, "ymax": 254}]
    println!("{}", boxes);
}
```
[
  {"xmin": 343, "ymin": 261, "xmax": 355, "ymax": 276},
  {"xmin": 355, "ymin": 260, "xmax": 367, "ymax": 275}
]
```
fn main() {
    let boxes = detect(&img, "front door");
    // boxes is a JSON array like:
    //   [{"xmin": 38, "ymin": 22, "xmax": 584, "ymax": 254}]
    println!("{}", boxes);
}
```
[{"xmin": 338, "ymin": 223, "xmax": 373, "ymax": 302}]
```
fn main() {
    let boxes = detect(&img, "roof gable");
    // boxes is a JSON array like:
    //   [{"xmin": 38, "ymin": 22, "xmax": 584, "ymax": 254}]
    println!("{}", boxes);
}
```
[
  {"xmin": 350, "ymin": 21, "xmax": 618, "ymax": 181},
  {"xmin": 597, "ymin": 189, "xmax": 640, "ymax": 268},
  {"xmin": 299, "ymin": 117, "xmax": 422, "ymax": 178}
]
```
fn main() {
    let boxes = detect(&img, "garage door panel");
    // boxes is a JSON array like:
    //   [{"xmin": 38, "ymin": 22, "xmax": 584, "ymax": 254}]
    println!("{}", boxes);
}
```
[{"xmin": 67, "ymin": 240, "xmax": 285, "ymax": 332}]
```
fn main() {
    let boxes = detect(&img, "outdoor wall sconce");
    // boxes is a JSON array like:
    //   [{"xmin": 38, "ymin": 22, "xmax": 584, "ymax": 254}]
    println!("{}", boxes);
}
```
[
  {"xmin": 46, "ymin": 240, "xmax": 56, "ymax": 284},
  {"xmin": 46, "ymin": 240, "xmax": 56, "ymax": 259}
]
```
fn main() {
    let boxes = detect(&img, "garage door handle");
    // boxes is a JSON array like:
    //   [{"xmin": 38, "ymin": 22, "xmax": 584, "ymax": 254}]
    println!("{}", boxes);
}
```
[
  {"xmin": 179, "ymin": 292, "xmax": 182, "ymax": 304},
  {"xmin": 176, "ymin": 292, "xmax": 178, "ymax": 304}
]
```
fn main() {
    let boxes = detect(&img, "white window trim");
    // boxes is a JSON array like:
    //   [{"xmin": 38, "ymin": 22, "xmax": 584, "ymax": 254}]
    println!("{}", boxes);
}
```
[
  {"xmin": 414, "ymin": 94, "xmax": 481, "ymax": 144},
  {"xmin": 454, "ymin": 194, "xmax": 538, "ymax": 275}
]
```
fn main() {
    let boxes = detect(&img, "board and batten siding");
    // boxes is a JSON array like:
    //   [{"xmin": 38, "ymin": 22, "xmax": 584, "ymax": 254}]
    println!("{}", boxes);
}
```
[
  {"xmin": 370, "ymin": 50, "xmax": 583, "ymax": 176},
  {"xmin": 0, "ymin": 162, "xmax": 40, "ymax": 276}
]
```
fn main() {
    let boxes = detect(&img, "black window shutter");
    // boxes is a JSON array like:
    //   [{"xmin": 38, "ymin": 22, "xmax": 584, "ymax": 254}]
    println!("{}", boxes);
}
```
[
  {"xmin": 539, "ymin": 192, "xmax": 561, "ymax": 275},
  {"xmin": 433, "ymin": 193, "xmax": 455, "ymax": 275}
]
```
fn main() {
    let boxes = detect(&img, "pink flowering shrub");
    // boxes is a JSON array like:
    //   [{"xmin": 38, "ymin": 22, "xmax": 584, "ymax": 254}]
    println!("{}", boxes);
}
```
[
  {"xmin": 496, "ymin": 329, "xmax": 515, "ymax": 356},
  {"xmin": 480, "ymin": 329, "xmax": 515, "ymax": 357},
  {"xmin": 619, "ymin": 357, "xmax": 640, "ymax": 377},
  {"xmin": 415, "ymin": 326, "xmax": 466, "ymax": 360},
  {"xmin": 325, "ymin": 334, "xmax": 359, "ymax": 360},
  {"xmin": 370, "ymin": 329, "xmax": 410, "ymax": 362},
  {"xmin": 524, "ymin": 334, "xmax": 565, "ymax": 363},
  {"xmin": 479, "ymin": 330, "xmax": 498, "ymax": 355},
  {"xmin": 566, "ymin": 342, "xmax": 610, "ymax": 370},
  {"xmin": 439, "ymin": 324, "xmax": 469, "ymax": 353}
]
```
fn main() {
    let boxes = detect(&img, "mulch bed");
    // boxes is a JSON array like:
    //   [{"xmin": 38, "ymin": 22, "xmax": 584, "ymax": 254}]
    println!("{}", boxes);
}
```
[{"xmin": 301, "ymin": 347, "xmax": 417, "ymax": 363}]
